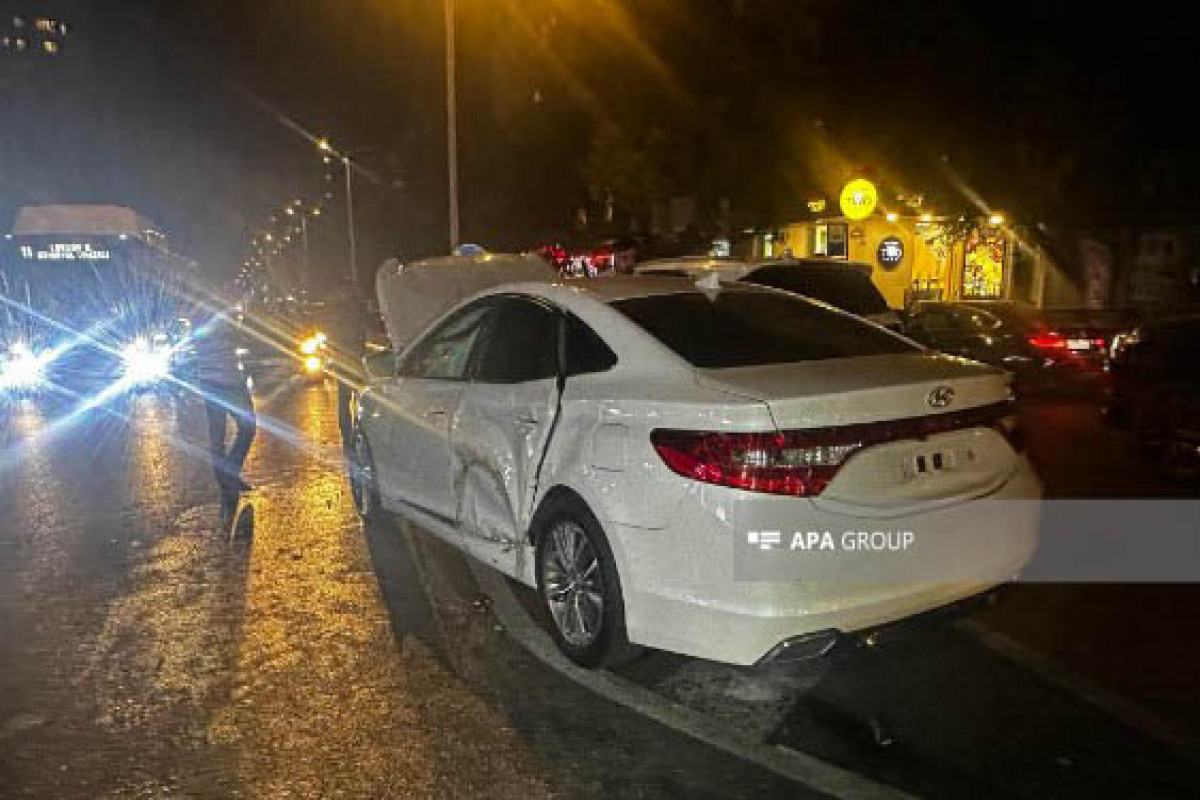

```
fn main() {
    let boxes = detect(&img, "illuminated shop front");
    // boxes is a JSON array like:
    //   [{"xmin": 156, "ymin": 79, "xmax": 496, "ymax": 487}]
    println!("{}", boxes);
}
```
[
  {"xmin": 960, "ymin": 228, "xmax": 1008, "ymax": 299},
  {"xmin": 765, "ymin": 179, "xmax": 1016, "ymax": 309}
]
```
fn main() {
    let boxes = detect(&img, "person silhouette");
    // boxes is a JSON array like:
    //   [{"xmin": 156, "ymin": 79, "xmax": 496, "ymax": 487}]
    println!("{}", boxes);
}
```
[{"xmin": 190, "ymin": 303, "xmax": 256, "ymax": 528}]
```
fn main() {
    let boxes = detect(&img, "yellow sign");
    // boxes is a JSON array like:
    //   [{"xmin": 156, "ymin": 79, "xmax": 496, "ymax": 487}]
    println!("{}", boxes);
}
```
[{"xmin": 839, "ymin": 178, "xmax": 878, "ymax": 220}]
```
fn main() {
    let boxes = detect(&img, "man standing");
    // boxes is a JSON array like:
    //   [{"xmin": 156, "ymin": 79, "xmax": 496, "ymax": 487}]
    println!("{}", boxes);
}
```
[{"xmin": 190, "ymin": 304, "xmax": 256, "ymax": 527}]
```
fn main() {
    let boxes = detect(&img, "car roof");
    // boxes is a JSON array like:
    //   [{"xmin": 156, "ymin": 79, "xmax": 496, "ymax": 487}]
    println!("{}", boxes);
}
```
[
  {"xmin": 484, "ymin": 278, "xmax": 772, "ymax": 309},
  {"xmin": 747, "ymin": 258, "xmax": 873, "ymax": 275},
  {"xmin": 459, "ymin": 277, "xmax": 784, "ymax": 379},
  {"xmin": 547, "ymin": 275, "xmax": 775, "ymax": 304}
]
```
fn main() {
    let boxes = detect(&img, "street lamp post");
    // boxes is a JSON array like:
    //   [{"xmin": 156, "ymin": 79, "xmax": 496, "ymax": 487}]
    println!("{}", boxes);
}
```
[
  {"xmin": 343, "ymin": 156, "xmax": 358, "ymax": 286},
  {"xmin": 317, "ymin": 138, "xmax": 358, "ymax": 288},
  {"xmin": 300, "ymin": 209, "xmax": 310, "ymax": 273},
  {"xmin": 445, "ymin": 0, "xmax": 460, "ymax": 251}
]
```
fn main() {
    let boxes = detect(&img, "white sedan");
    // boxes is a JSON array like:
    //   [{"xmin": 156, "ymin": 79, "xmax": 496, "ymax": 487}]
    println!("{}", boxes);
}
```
[{"xmin": 352, "ymin": 262, "xmax": 1040, "ymax": 668}]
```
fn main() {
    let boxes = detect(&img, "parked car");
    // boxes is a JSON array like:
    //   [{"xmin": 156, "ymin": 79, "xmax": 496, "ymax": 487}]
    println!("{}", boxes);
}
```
[
  {"xmin": 904, "ymin": 301, "xmax": 1118, "ymax": 392},
  {"xmin": 352, "ymin": 254, "xmax": 1040, "ymax": 669},
  {"xmin": 1037, "ymin": 307, "xmax": 1141, "ymax": 369},
  {"xmin": 538, "ymin": 236, "xmax": 642, "ymax": 277},
  {"xmin": 635, "ymin": 257, "xmax": 903, "ymax": 330},
  {"xmin": 1106, "ymin": 314, "xmax": 1200, "ymax": 482}
]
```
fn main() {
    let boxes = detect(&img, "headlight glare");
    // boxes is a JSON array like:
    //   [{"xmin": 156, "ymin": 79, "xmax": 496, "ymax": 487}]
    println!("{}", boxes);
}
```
[
  {"xmin": 0, "ymin": 343, "xmax": 46, "ymax": 391},
  {"xmin": 121, "ymin": 338, "xmax": 172, "ymax": 384}
]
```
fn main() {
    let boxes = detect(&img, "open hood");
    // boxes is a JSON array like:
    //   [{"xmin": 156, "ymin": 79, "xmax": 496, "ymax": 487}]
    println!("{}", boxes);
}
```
[{"xmin": 375, "ymin": 252, "xmax": 557, "ymax": 352}]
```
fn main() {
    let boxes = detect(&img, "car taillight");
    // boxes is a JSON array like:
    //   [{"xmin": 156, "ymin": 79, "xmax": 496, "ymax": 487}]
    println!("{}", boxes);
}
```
[
  {"xmin": 651, "ymin": 401, "xmax": 1025, "ymax": 496},
  {"xmin": 1027, "ymin": 331, "xmax": 1066, "ymax": 351},
  {"xmin": 650, "ymin": 429, "xmax": 854, "ymax": 497}
]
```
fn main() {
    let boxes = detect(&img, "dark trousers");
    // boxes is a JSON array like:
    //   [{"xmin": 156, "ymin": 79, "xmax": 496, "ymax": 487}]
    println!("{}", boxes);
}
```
[{"xmin": 203, "ymin": 382, "xmax": 257, "ymax": 496}]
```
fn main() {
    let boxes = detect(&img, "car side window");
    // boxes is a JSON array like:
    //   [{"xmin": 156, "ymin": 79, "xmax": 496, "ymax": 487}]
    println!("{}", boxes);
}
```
[
  {"xmin": 473, "ymin": 296, "xmax": 561, "ymax": 384},
  {"xmin": 566, "ymin": 314, "xmax": 617, "ymax": 376},
  {"xmin": 398, "ymin": 300, "xmax": 495, "ymax": 380}
]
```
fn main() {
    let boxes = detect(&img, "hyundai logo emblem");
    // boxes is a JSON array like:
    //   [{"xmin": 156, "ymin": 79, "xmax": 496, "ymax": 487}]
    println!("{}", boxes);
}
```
[{"xmin": 927, "ymin": 386, "xmax": 955, "ymax": 408}]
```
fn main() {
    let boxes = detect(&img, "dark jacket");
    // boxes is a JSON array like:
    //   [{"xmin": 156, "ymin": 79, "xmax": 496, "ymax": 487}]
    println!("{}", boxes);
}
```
[{"xmin": 189, "ymin": 312, "xmax": 245, "ymax": 389}]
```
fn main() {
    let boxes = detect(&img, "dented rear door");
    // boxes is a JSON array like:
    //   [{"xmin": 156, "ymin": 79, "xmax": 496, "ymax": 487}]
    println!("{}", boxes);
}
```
[{"xmin": 452, "ymin": 296, "xmax": 562, "ymax": 550}]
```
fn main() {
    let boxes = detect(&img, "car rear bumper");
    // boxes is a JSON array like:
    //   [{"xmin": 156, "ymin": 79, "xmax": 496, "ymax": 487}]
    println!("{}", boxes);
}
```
[
  {"xmin": 606, "ymin": 458, "xmax": 1041, "ymax": 666},
  {"xmin": 755, "ymin": 583, "xmax": 1008, "ymax": 665}
]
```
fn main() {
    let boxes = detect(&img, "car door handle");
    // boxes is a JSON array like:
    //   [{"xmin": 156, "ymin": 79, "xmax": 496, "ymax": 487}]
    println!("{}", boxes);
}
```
[
  {"xmin": 426, "ymin": 407, "xmax": 447, "ymax": 418},
  {"xmin": 513, "ymin": 413, "xmax": 539, "ymax": 427}
]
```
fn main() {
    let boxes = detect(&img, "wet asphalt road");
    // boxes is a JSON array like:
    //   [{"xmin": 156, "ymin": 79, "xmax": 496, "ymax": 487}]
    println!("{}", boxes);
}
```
[{"xmin": 1, "ymin": 376, "xmax": 1199, "ymax": 798}]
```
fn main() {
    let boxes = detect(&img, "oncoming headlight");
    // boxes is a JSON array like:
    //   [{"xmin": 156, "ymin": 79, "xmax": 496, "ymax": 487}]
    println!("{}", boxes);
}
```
[
  {"xmin": 121, "ymin": 338, "xmax": 173, "ymax": 384},
  {"xmin": 300, "ymin": 334, "xmax": 324, "ymax": 355},
  {"xmin": 0, "ymin": 342, "xmax": 46, "ymax": 392}
]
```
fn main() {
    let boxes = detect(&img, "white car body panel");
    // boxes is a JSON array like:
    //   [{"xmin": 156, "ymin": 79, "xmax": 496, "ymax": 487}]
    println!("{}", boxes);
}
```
[
  {"xmin": 611, "ymin": 462, "xmax": 1040, "ymax": 665},
  {"xmin": 361, "ymin": 268, "xmax": 1042, "ymax": 667},
  {"xmin": 454, "ymin": 376, "xmax": 559, "ymax": 547},
  {"xmin": 696, "ymin": 352, "xmax": 1008, "ymax": 427},
  {"xmin": 393, "ymin": 377, "xmax": 467, "ymax": 522}
]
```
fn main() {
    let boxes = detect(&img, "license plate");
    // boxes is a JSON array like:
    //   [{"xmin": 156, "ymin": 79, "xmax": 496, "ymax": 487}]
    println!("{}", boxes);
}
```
[{"xmin": 1067, "ymin": 338, "xmax": 1092, "ymax": 351}]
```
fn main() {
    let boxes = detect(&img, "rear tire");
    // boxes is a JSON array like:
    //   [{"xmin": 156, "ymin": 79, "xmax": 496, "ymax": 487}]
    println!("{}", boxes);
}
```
[
  {"xmin": 534, "ymin": 496, "xmax": 640, "ymax": 669},
  {"xmin": 350, "ymin": 429, "xmax": 382, "ymax": 521}
]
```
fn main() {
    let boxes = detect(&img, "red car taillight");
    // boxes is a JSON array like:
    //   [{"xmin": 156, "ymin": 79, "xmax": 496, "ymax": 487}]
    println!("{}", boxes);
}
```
[
  {"xmin": 651, "ymin": 401, "xmax": 1024, "ymax": 497},
  {"xmin": 650, "ymin": 429, "xmax": 853, "ymax": 497},
  {"xmin": 1027, "ymin": 331, "xmax": 1066, "ymax": 351}
]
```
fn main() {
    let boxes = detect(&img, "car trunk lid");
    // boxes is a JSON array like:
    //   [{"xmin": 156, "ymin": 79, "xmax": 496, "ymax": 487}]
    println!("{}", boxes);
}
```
[{"xmin": 695, "ymin": 352, "xmax": 1020, "ymax": 513}]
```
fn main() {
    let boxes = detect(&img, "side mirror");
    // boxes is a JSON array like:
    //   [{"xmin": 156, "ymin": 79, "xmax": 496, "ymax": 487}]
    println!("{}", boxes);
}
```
[{"xmin": 363, "ymin": 350, "xmax": 396, "ymax": 378}]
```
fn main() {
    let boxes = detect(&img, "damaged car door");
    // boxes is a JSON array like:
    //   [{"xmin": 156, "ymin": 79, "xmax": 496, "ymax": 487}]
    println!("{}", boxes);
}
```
[
  {"xmin": 454, "ymin": 295, "xmax": 562, "ymax": 564},
  {"xmin": 386, "ymin": 298, "xmax": 497, "ymax": 525}
]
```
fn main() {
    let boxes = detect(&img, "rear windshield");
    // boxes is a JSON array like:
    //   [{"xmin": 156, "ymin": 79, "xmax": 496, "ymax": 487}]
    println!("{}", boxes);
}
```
[
  {"xmin": 743, "ymin": 267, "xmax": 889, "ymax": 315},
  {"xmin": 612, "ymin": 291, "xmax": 917, "ymax": 369}
]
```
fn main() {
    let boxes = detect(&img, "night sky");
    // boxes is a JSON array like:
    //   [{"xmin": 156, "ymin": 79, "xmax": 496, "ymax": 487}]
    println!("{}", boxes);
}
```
[{"xmin": 2, "ymin": 1, "xmax": 1197, "ymax": 286}]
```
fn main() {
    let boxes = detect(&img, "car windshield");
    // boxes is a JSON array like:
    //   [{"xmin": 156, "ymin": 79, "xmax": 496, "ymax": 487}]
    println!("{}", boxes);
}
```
[
  {"xmin": 612, "ymin": 290, "xmax": 916, "ymax": 368},
  {"xmin": 743, "ymin": 267, "xmax": 890, "ymax": 315}
]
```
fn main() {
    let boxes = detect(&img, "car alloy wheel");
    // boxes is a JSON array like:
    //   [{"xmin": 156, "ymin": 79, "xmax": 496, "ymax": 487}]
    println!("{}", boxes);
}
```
[{"xmin": 541, "ymin": 519, "xmax": 605, "ymax": 649}]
